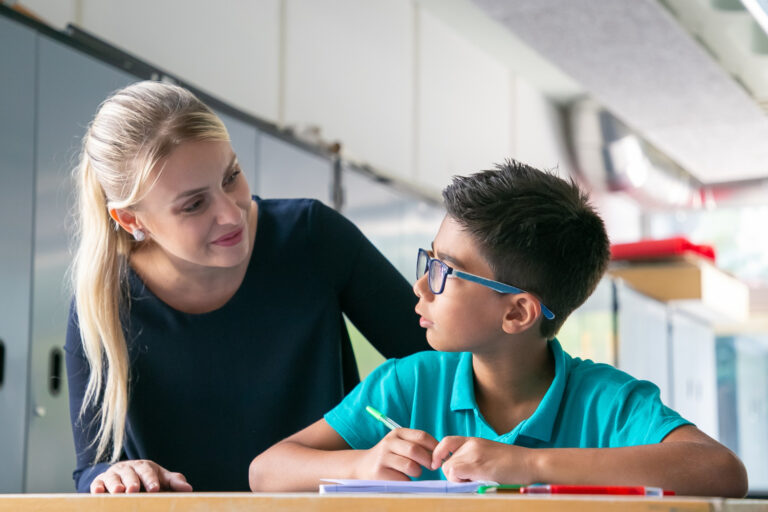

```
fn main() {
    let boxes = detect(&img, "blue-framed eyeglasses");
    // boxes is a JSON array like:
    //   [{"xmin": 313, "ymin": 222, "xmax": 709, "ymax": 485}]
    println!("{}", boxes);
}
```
[{"xmin": 416, "ymin": 248, "xmax": 555, "ymax": 320}]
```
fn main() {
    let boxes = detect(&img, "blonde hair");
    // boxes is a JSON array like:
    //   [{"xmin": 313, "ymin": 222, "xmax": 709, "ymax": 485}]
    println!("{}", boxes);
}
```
[{"xmin": 72, "ymin": 81, "xmax": 229, "ymax": 463}]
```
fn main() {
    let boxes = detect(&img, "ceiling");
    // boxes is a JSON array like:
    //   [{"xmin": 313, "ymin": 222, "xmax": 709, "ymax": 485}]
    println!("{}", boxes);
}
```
[{"xmin": 424, "ymin": 0, "xmax": 768, "ymax": 186}]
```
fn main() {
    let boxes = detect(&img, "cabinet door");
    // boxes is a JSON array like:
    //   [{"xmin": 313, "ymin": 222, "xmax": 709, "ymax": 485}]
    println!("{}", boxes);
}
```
[
  {"xmin": 256, "ymin": 132, "xmax": 333, "ymax": 205},
  {"xmin": 0, "ymin": 15, "xmax": 36, "ymax": 494},
  {"xmin": 669, "ymin": 310, "xmax": 718, "ymax": 440},
  {"xmin": 735, "ymin": 337, "xmax": 768, "ymax": 493},
  {"xmin": 27, "ymin": 34, "xmax": 135, "ymax": 492},
  {"xmin": 616, "ymin": 281, "xmax": 671, "ymax": 404}
]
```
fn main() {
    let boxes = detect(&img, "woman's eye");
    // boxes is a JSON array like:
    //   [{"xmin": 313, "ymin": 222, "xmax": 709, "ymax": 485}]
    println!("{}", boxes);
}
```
[
  {"xmin": 182, "ymin": 198, "xmax": 204, "ymax": 213},
  {"xmin": 224, "ymin": 169, "xmax": 241, "ymax": 186}
]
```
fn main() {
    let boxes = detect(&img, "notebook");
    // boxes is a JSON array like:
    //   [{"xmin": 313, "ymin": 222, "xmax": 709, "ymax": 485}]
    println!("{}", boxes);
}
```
[{"xmin": 319, "ymin": 478, "xmax": 498, "ymax": 494}]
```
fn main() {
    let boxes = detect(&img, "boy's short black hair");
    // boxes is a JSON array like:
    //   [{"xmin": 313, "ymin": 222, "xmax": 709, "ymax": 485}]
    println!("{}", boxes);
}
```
[{"xmin": 442, "ymin": 159, "xmax": 610, "ymax": 339}]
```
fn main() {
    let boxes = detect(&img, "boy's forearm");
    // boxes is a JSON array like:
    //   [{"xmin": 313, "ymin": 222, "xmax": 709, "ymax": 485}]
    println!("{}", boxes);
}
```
[
  {"xmin": 529, "ymin": 441, "xmax": 747, "ymax": 497},
  {"xmin": 249, "ymin": 441, "xmax": 362, "ymax": 492}
]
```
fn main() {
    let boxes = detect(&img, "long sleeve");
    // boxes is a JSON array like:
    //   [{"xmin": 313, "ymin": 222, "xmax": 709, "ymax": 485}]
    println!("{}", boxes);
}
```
[
  {"xmin": 308, "ymin": 200, "xmax": 430, "ymax": 359},
  {"xmin": 63, "ymin": 300, "xmax": 113, "ymax": 493}
]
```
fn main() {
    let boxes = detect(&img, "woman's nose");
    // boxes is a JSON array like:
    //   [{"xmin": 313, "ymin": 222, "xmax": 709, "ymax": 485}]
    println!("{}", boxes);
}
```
[{"xmin": 216, "ymin": 194, "xmax": 242, "ymax": 225}]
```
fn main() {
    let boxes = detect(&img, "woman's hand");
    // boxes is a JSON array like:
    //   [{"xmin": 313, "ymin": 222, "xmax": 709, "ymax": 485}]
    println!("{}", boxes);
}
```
[
  {"xmin": 90, "ymin": 459, "xmax": 193, "ymax": 493},
  {"xmin": 354, "ymin": 428, "xmax": 439, "ymax": 481},
  {"xmin": 431, "ymin": 436, "xmax": 535, "ymax": 484}
]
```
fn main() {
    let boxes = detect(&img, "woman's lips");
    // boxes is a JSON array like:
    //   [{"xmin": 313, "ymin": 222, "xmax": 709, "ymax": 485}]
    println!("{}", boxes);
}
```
[
  {"xmin": 212, "ymin": 228, "xmax": 243, "ymax": 246},
  {"xmin": 419, "ymin": 317, "xmax": 433, "ymax": 328}
]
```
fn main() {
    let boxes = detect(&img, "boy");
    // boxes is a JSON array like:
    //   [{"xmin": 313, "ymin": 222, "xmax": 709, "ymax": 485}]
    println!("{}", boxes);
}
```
[{"xmin": 249, "ymin": 160, "xmax": 747, "ymax": 497}]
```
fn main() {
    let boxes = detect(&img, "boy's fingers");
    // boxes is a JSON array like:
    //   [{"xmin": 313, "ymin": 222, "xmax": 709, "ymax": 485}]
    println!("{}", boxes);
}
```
[
  {"xmin": 442, "ymin": 460, "xmax": 475, "ymax": 482},
  {"xmin": 389, "ymin": 437, "xmax": 434, "ymax": 469},
  {"xmin": 385, "ymin": 452, "xmax": 425, "ymax": 479},
  {"xmin": 395, "ymin": 428, "xmax": 439, "ymax": 450},
  {"xmin": 431, "ymin": 436, "xmax": 467, "ymax": 469}
]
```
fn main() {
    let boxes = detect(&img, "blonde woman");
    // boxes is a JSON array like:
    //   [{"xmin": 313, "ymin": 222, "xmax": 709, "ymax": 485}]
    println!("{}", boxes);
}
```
[{"xmin": 65, "ymin": 81, "xmax": 428, "ymax": 493}]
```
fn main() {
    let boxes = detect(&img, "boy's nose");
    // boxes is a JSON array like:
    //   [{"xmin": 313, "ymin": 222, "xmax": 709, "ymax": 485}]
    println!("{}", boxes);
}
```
[{"xmin": 413, "ymin": 272, "xmax": 432, "ymax": 299}]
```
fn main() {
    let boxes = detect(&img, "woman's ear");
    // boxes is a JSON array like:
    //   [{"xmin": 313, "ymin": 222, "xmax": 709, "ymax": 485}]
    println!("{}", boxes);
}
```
[
  {"xmin": 109, "ymin": 208, "xmax": 140, "ymax": 235},
  {"xmin": 501, "ymin": 294, "xmax": 541, "ymax": 334}
]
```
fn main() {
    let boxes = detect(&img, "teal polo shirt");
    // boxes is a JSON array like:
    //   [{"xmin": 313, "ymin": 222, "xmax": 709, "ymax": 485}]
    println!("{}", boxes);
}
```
[{"xmin": 324, "ymin": 338, "xmax": 692, "ymax": 480}]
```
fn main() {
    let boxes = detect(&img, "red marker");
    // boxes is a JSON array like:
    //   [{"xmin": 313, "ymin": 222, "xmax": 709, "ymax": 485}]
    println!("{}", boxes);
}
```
[{"xmin": 520, "ymin": 485, "xmax": 675, "ymax": 496}]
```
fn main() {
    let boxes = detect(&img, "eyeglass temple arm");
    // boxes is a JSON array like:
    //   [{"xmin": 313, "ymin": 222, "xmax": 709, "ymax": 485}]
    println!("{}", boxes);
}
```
[{"xmin": 453, "ymin": 270, "xmax": 555, "ymax": 320}]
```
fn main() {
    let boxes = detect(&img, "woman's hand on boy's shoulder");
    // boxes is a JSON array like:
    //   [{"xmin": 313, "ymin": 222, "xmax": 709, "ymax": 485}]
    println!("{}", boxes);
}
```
[
  {"xmin": 90, "ymin": 459, "xmax": 193, "ymax": 494},
  {"xmin": 354, "ymin": 428, "xmax": 439, "ymax": 481},
  {"xmin": 431, "ymin": 436, "xmax": 534, "ymax": 484}
]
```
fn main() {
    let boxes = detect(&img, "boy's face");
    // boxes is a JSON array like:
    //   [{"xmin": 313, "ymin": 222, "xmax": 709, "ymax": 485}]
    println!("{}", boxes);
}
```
[{"xmin": 413, "ymin": 215, "xmax": 514, "ymax": 353}]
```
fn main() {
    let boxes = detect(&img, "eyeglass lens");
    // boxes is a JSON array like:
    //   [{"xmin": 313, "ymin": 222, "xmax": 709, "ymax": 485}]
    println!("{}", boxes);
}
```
[{"xmin": 417, "ymin": 250, "xmax": 447, "ymax": 295}]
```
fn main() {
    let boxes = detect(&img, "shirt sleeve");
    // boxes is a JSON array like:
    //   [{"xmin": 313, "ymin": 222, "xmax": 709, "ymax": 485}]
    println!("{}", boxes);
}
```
[
  {"xmin": 307, "ymin": 200, "xmax": 430, "ymax": 359},
  {"xmin": 608, "ymin": 378, "xmax": 694, "ymax": 446},
  {"xmin": 63, "ymin": 299, "xmax": 113, "ymax": 493},
  {"xmin": 324, "ymin": 358, "xmax": 410, "ymax": 449}
]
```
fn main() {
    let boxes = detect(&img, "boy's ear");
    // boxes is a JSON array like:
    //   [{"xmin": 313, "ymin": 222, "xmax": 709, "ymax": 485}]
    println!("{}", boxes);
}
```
[{"xmin": 501, "ymin": 294, "xmax": 542, "ymax": 334}]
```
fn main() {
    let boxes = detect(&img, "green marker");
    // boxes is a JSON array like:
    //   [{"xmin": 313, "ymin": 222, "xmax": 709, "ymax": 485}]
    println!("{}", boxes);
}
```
[
  {"xmin": 365, "ymin": 405, "xmax": 402, "ymax": 430},
  {"xmin": 477, "ymin": 484, "xmax": 523, "ymax": 494}
]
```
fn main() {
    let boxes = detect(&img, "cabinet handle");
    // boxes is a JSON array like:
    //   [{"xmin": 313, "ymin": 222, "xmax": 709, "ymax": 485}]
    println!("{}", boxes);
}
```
[
  {"xmin": 48, "ymin": 347, "xmax": 62, "ymax": 396},
  {"xmin": 0, "ymin": 338, "xmax": 5, "ymax": 389}
]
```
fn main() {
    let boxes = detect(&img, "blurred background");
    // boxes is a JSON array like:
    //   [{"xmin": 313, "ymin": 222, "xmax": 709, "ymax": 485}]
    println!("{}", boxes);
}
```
[{"xmin": 2, "ymin": 0, "xmax": 768, "ymax": 496}]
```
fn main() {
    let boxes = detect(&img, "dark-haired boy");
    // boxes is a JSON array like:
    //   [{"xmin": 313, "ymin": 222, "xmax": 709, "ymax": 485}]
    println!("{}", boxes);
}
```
[{"xmin": 249, "ymin": 160, "xmax": 747, "ymax": 497}]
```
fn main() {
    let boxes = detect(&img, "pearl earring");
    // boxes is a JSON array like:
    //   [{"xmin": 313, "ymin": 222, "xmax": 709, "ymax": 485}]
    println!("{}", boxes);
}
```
[{"xmin": 132, "ymin": 228, "xmax": 146, "ymax": 242}]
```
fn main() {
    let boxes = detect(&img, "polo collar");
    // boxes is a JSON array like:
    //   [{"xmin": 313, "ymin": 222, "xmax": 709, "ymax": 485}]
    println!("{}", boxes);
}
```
[
  {"xmin": 448, "ymin": 338, "xmax": 569, "ymax": 443},
  {"xmin": 450, "ymin": 352, "xmax": 476, "ymax": 412}
]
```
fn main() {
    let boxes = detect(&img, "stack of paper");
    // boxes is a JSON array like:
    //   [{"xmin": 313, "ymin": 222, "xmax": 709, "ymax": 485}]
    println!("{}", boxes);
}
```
[{"xmin": 319, "ymin": 479, "xmax": 498, "ymax": 494}]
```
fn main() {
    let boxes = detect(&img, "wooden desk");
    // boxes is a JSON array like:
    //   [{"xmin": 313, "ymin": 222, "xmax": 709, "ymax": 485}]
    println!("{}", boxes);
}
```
[{"xmin": 0, "ymin": 493, "xmax": 766, "ymax": 512}]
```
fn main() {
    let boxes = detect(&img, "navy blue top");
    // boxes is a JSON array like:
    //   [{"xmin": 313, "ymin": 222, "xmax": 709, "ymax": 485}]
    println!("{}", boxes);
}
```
[{"xmin": 64, "ymin": 197, "xmax": 429, "ymax": 492}]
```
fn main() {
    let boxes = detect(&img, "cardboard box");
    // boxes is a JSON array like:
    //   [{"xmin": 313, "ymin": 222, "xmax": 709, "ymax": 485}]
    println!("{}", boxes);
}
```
[{"xmin": 608, "ymin": 257, "xmax": 750, "ymax": 323}]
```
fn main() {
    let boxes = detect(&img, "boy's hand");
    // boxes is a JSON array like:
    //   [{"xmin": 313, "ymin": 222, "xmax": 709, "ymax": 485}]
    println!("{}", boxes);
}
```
[
  {"xmin": 432, "ymin": 436, "xmax": 534, "ymax": 483},
  {"xmin": 355, "ymin": 428, "xmax": 439, "ymax": 480}
]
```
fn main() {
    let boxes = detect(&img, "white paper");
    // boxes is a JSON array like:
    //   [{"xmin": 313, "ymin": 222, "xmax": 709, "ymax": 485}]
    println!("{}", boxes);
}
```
[{"xmin": 318, "ymin": 478, "xmax": 499, "ymax": 494}]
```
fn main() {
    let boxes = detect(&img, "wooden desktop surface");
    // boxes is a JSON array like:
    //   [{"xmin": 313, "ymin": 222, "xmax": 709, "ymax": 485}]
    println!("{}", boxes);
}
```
[{"xmin": 0, "ymin": 493, "xmax": 766, "ymax": 512}]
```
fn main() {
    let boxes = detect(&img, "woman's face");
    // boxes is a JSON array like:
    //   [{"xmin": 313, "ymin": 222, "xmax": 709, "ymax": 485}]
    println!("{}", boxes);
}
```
[{"xmin": 132, "ymin": 139, "xmax": 253, "ymax": 271}]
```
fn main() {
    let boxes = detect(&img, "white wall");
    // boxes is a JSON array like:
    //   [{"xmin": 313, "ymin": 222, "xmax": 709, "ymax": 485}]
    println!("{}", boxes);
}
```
[
  {"xmin": 512, "ymin": 77, "xmax": 574, "ymax": 177},
  {"xmin": 18, "ymin": 0, "xmax": 573, "ymax": 195},
  {"xmin": 79, "ymin": 0, "xmax": 281, "ymax": 121},
  {"xmin": 284, "ymin": 0, "xmax": 415, "ymax": 178},
  {"xmin": 416, "ymin": 6, "xmax": 512, "ymax": 187}
]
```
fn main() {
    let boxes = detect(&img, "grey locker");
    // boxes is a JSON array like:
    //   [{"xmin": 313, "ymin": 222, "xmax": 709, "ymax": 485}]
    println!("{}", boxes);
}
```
[
  {"xmin": 26, "ymin": 35, "xmax": 136, "ymax": 493},
  {"xmin": 256, "ymin": 132, "xmax": 333, "ymax": 205},
  {"xmin": 0, "ymin": 15, "xmax": 36, "ymax": 493},
  {"xmin": 343, "ymin": 169, "xmax": 409, "ymax": 277},
  {"xmin": 214, "ymin": 111, "xmax": 259, "ymax": 196}
]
